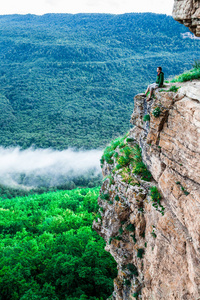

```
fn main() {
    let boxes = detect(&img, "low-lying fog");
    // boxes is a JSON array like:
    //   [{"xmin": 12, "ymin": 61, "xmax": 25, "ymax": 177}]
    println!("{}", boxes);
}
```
[{"xmin": 0, "ymin": 147, "xmax": 103, "ymax": 189}]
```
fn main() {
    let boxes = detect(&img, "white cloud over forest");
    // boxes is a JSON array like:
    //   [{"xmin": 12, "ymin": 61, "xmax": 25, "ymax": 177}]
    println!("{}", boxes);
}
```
[{"xmin": 0, "ymin": 147, "xmax": 102, "ymax": 188}]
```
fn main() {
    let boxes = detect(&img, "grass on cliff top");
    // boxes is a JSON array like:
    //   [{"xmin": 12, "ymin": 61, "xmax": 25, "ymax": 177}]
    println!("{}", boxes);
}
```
[{"xmin": 171, "ymin": 61, "xmax": 200, "ymax": 82}]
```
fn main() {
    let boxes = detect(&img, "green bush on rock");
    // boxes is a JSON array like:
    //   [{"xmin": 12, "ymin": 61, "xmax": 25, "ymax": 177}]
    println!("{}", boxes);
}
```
[
  {"xmin": 143, "ymin": 114, "xmax": 150, "ymax": 122},
  {"xmin": 167, "ymin": 85, "xmax": 180, "ymax": 92},
  {"xmin": 101, "ymin": 135, "xmax": 152, "ymax": 182},
  {"xmin": 149, "ymin": 186, "xmax": 165, "ymax": 215},
  {"xmin": 152, "ymin": 107, "xmax": 161, "ymax": 118},
  {"xmin": 137, "ymin": 248, "xmax": 145, "ymax": 258}
]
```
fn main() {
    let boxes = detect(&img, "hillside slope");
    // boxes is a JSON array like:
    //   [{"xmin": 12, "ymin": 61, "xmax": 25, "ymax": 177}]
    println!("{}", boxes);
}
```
[{"xmin": 0, "ymin": 13, "xmax": 200, "ymax": 149}]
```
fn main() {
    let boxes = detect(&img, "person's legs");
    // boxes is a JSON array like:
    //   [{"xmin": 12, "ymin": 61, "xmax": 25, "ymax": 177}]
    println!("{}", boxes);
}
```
[
  {"xmin": 145, "ymin": 86, "xmax": 150, "ymax": 96},
  {"xmin": 145, "ymin": 83, "xmax": 154, "ymax": 97},
  {"xmin": 147, "ymin": 88, "xmax": 153, "ymax": 101},
  {"xmin": 146, "ymin": 83, "xmax": 158, "ymax": 101}
]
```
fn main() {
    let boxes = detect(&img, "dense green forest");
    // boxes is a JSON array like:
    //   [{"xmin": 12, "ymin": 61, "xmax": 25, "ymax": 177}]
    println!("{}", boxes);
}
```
[
  {"xmin": 0, "ymin": 187, "xmax": 117, "ymax": 299},
  {"xmin": 0, "ymin": 13, "xmax": 199, "ymax": 149}
]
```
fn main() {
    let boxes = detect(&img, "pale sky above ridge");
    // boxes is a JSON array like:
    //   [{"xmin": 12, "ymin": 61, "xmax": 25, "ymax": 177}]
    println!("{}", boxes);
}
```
[{"xmin": 1, "ymin": 0, "xmax": 174, "ymax": 16}]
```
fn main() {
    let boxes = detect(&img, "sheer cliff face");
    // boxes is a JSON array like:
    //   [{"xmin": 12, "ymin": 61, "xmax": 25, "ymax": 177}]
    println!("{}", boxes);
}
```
[
  {"xmin": 173, "ymin": 0, "xmax": 200, "ymax": 36},
  {"xmin": 93, "ymin": 81, "xmax": 200, "ymax": 299}
]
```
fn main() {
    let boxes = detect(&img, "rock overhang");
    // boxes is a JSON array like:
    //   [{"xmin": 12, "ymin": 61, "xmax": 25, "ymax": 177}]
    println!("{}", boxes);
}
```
[{"xmin": 173, "ymin": 0, "xmax": 200, "ymax": 36}]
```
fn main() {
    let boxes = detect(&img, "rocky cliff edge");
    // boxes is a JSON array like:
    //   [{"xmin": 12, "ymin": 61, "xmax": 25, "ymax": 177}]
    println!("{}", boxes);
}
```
[
  {"xmin": 173, "ymin": 0, "xmax": 200, "ymax": 36},
  {"xmin": 93, "ymin": 80, "xmax": 200, "ymax": 299}
]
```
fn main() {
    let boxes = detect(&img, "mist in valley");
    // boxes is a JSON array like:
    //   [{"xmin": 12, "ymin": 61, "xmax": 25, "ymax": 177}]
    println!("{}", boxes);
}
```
[{"xmin": 0, "ymin": 147, "xmax": 103, "ymax": 189}]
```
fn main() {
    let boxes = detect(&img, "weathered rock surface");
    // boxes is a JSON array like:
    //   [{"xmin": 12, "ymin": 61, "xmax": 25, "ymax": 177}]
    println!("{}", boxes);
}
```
[
  {"xmin": 93, "ymin": 80, "xmax": 200, "ymax": 299},
  {"xmin": 173, "ymin": 0, "xmax": 200, "ymax": 36}
]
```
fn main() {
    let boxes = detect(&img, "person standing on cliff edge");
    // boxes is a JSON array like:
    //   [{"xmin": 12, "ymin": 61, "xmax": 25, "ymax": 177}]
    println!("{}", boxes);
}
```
[{"xmin": 142, "ymin": 67, "xmax": 164, "ymax": 101}]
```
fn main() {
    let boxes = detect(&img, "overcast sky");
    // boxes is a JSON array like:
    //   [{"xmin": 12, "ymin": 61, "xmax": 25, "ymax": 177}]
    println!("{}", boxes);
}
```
[{"xmin": 1, "ymin": 0, "xmax": 174, "ymax": 16}]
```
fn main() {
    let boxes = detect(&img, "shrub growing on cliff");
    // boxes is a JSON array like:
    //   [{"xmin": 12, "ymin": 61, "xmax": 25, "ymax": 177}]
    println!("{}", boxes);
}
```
[
  {"xmin": 131, "ymin": 144, "xmax": 142, "ymax": 161},
  {"xmin": 114, "ymin": 152, "xmax": 119, "ymax": 159},
  {"xmin": 119, "ymin": 226, "xmax": 123, "ymax": 235},
  {"xmin": 149, "ymin": 186, "xmax": 162, "ymax": 203},
  {"xmin": 143, "ymin": 114, "xmax": 150, "ymax": 122},
  {"xmin": 176, "ymin": 181, "xmax": 190, "ymax": 196},
  {"xmin": 116, "ymin": 155, "xmax": 131, "ymax": 169},
  {"xmin": 149, "ymin": 186, "xmax": 165, "ymax": 215},
  {"xmin": 131, "ymin": 233, "xmax": 137, "ymax": 243},
  {"xmin": 100, "ymin": 192, "xmax": 110, "ymax": 201},
  {"xmin": 126, "ymin": 223, "xmax": 135, "ymax": 232},
  {"xmin": 126, "ymin": 263, "xmax": 138, "ymax": 276},
  {"xmin": 167, "ymin": 85, "xmax": 180, "ymax": 92},
  {"xmin": 115, "ymin": 144, "xmax": 135, "ymax": 170},
  {"xmin": 100, "ymin": 135, "xmax": 127, "ymax": 166},
  {"xmin": 133, "ymin": 161, "xmax": 152, "ymax": 181},
  {"xmin": 152, "ymin": 107, "xmax": 161, "ymax": 118},
  {"xmin": 101, "ymin": 136, "xmax": 152, "ymax": 183},
  {"xmin": 124, "ymin": 279, "xmax": 131, "ymax": 286},
  {"xmin": 123, "ymin": 144, "xmax": 152, "ymax": 181},
  {"xmin": 133, "ymin": 291, "xmax": 141, "ymax": 299},
  {"xmin": 137, "ymin": 248, "xmax": 144, "ymax": 258},
  {"xmin": 151, "ymin": 226, "xmax": 157, "ymax": 238},
  {"xmin": 115, "ymin": 195, "xmax": 120, "ymax": 201},
  {"xmin": 100, "ymin": 151, "xmax": 114, "ymax": 165},
  {"xmin": 109, "ymin": 235, "xmax": 122, "ymax": 244},
  {"xmin": 126, "ymin": 137, "xmax": 135, "ymax": 143},
  {"xmin": 104, "ymin": 175, "xmax": 114, "ymax": 186}
]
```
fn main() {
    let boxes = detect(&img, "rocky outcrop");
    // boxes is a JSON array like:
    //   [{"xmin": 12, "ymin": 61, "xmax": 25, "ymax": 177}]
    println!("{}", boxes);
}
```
[
  {"xmin": 93, "ymin": 80, "xmax": 200, "ymax": 299},
  {"xmin": 173, "ymin": 0, "xmax": 200, "ymax": 36}
]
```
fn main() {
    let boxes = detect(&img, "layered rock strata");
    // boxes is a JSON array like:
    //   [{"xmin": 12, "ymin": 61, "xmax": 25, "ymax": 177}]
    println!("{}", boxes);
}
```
[
  {"xmin": 173, "ymin": 0, "xmax": 200, "ymax": 36},
  {"xmin": 93, "ymin": 80, "xmax": 200, "ymax": 299}
]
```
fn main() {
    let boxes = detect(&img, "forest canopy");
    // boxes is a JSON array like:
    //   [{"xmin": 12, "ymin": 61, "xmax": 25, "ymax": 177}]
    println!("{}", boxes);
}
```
[{"xmin": 0, "ymin": 187, "xmax": 117, "ymax": 299}]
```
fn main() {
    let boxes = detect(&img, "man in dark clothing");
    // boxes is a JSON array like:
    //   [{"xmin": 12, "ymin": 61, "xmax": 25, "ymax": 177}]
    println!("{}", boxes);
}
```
[{"xmin": 144, "ymin": 67, "xmax": 164, "ymax": 101}]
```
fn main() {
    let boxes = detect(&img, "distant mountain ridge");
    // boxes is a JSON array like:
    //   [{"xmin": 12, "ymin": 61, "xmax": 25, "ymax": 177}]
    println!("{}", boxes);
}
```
[{"xmin": 0, "ymin": 13, "xmax": 199, "ymax": 149}]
